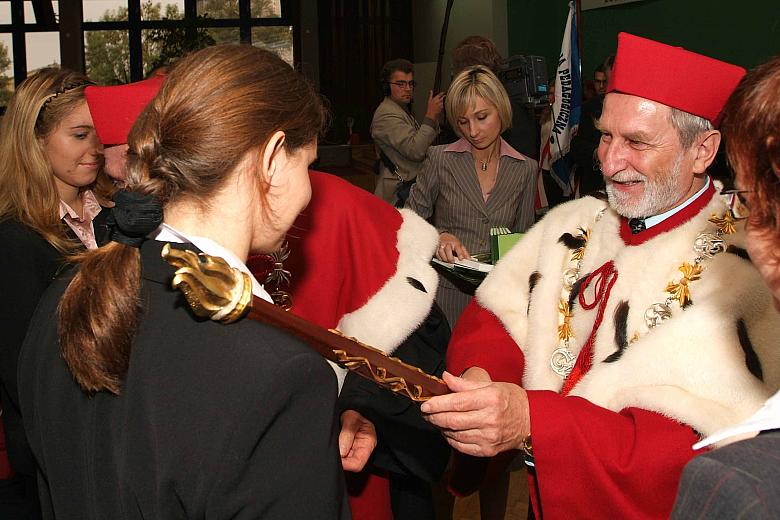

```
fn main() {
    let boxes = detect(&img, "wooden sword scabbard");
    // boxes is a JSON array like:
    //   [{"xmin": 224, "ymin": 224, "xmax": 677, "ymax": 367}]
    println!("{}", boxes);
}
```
[{"xmin": 161, "ymin": 244, "xmax": 449, "ymax": 402}]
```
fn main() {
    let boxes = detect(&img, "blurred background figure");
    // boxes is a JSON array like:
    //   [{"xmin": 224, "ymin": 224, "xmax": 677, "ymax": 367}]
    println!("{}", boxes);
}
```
[
  {"xmin": 672, "ymin": 54, "xmax": 780, "ymax": 520},
  {"xmin": 372, "ymin": 58, "xmax": 444, "ymax": 207},
  {"xmin": 571, "ymin": 54, "xmax": 614, "ymax": 196},
  {"xmin": 0, "ymin": 67, "xmax": 110, "ymax": 520}
]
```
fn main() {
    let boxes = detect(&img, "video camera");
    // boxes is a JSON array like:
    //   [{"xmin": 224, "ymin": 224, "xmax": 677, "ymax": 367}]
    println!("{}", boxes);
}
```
[{"xmin": 499, "ymin": 55, "xmax": 549, "ymax": 107}]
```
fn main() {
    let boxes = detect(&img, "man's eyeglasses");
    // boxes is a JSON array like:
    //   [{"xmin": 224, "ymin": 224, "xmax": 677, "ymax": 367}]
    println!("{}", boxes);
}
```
[{"xmin": 389, "ymin": 80, "xmax": 416, "ymax": 89}]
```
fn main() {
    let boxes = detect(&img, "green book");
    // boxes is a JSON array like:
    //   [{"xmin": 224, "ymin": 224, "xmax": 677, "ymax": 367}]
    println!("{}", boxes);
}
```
[{"xmin": 490, "ymin": 228, "xmax": 523, "ymax": 264}]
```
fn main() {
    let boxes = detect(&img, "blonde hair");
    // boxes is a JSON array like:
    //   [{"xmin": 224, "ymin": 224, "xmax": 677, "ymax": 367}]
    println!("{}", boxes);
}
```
[
  {"xmin": 59, "ymin": 44, "xmax": 326, "ymax": 394},
  {"xmin": 446, "ymin": 65, "xmax": 512, "ymax": 137},
  {"xmin": 0, "ymin": 67, "xmax": 109, "ymax": 253}
]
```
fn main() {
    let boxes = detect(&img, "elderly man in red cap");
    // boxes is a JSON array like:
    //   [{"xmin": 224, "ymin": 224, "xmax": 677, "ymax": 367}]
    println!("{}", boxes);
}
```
[{"xmin": 420, "ymin": 32, "xmax": 780, "ymax": 519}]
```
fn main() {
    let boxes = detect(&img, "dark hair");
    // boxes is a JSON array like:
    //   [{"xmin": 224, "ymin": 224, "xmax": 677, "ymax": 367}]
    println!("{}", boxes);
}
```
[
  {"xmin": 603, "ymin": 54, "xmax": 616, "ymax": 73},
  {"xmin": 594, "ymin": 64, "xmax": 605, "ymax": 75},
  {"xmin": 721, "ymin": 55, "xmax": 780, "ymax": 240},
  {"xmin": 381, "ymin": 58, "xmax": 414, "ymax": 83},
  {"xmin": 452, "ymin": 35, "xmax": 505, "ymax": 75},
  {"xmin": 59, "ymin": 44, "xmax": 326, "ymax": 394}
]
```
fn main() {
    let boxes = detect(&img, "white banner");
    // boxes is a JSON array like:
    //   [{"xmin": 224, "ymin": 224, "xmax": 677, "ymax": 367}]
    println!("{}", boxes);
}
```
[{"xmin": 581, "ymin": 0, "xmax": 647, "ymax": 10}]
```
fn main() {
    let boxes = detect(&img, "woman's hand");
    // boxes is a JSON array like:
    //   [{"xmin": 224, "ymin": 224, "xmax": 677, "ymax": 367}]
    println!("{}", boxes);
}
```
[
  {"xmin": 437, "ymin": 232, "xmax": 470, "ymax": 262},
  {"xmin": 338, "ymin": 410, "xmax": 377, "ymax": 472}
]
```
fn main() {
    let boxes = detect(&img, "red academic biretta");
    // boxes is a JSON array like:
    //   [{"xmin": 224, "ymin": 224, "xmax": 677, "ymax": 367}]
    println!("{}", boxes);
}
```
[
  {"xmin": 84, "ymin": 74, "xmax": 165, "ymax": 146},
  {"xmin": 607, "ymin": 32, "xmax": 746, "ymax": 125}
]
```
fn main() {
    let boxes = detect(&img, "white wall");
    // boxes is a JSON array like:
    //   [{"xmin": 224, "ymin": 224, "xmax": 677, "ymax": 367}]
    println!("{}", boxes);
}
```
[{"xmin": 410, "ymin": 0, "xmax": 508, "ymax": 120}]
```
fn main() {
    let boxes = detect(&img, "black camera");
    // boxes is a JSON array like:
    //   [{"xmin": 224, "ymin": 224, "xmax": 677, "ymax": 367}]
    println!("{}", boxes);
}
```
[{"xmin": 499, "ymin": 55, "xmax": 549, "ymax": 107}]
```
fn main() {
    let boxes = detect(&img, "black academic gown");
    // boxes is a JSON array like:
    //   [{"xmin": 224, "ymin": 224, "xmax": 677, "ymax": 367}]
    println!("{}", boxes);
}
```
[
  {"xmin": 0, "ymin": 211, "xmax": 110, "ymax": 520},
  {"xmin": 18, "ymin": 240, "xmax": 350, "ymax": 520}
]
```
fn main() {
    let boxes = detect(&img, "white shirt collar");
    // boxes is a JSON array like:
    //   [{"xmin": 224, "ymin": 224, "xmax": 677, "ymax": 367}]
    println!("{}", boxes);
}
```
[
  {"xmin": 150, "ymin": 223, "xmax": 273, "ymax": 303},
  {"xmin": 643, "ymin": 177, "xmax": 711, "ymax": 230}
]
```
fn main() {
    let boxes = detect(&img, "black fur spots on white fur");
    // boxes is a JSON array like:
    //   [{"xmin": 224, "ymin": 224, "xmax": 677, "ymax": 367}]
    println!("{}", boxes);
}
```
[
  {"xmin": 737, "ymin": 318, "xmax": 763, "ymax": 381},
  {"xmin": 528, "ymin": 272, "xmax": 541, "ymax": 315},
  {"xmin": 406, "ymin": 277, "xmax": 427, "ymax": 293},
  {"xmin": 558, "ymin": 232, "xmax": 587, "ymax": 251},
  {"xmin": 726, "ymin": 245, "xmax": 750, "ymax": 262},
  {"xmin": 604, "ymin": 300, "xmax": 630, "ymax": 363}
]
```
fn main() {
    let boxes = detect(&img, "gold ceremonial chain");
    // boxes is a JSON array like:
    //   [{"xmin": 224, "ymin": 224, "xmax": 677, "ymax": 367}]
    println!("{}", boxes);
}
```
[
  {"xmin": 552, "ymin": 206, "xmax": 740, "ymax": 379},
  {"xmin": 552, "ymin": 221, "xmax": 597, "ymax": 378}
]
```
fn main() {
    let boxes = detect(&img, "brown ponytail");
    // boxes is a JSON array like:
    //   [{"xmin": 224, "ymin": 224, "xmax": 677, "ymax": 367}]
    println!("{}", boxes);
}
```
[{"xmin": 58, "ymin": 44, "xmax": 326, "ymax": 394}]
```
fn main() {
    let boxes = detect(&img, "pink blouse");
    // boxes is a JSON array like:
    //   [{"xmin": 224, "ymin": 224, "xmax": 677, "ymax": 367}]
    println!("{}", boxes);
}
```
[{"xmin": 59, "ymin": 190, "xmax": 102, "ymax": 250}]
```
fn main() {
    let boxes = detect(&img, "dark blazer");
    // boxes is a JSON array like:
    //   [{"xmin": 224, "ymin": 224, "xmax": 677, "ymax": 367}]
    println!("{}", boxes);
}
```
[
  {"xmin": 18, "ymin": 240, "xmax": 350, "ymax": 520},
  {"xmin": 671, "ymin": 430, "xmax": 780, "ymax": 520},
  {"xmin": 0, "ymin": 212, "xmax": 110, "ymax": 519}
]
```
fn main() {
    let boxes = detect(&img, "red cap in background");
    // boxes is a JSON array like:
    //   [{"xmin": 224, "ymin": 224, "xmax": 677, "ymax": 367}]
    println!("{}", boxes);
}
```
[{"xmin": 84, "ymin": 74, "xmax": 165, "ymax": 146}]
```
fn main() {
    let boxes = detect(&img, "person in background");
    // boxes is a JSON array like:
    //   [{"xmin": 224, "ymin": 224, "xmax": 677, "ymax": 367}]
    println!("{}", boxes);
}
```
[
  {"xmin": 420, "ymin": 33, "xmax": 780, "ymax": 519},
  {"xmin": 406, "ymin": 65, "xmax": 537, "ymax": 329},
  {"xmin": 260, "ymin": 171, "xmax": 450, "ymax": 520},
  {"xmin": 0, "ymin": 67, "xmax": 111, "ymax": 519},
  {"xmin": 18, "ymin": 45, "xmax": 353, "ymax": 519},
  {"xmin": 451, "ymin": 35, "xmax": 540, "ymax": 160},
  {"xmin": 593, "ymin": 63, "xmax": 608, "ymax": 96},
  {"xmin": 671, "ymin": 54, "xmax": 780, "ymax": 520},
  {"xmin": 571, "ymin": 55, "xmax": 614, "ymax": 195},
  {"xmin": 84, "ymin": 74, "xmax": 165, "ymax": 186},
  {"xmin": 371, "ymin": 58, "xmax": 444, "ymax": 207}
]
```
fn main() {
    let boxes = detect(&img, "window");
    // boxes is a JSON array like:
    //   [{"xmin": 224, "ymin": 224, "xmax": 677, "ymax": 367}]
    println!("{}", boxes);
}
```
[{"xmin": 0, "ymin": 0, "xmax": 297, "ymax": 105}]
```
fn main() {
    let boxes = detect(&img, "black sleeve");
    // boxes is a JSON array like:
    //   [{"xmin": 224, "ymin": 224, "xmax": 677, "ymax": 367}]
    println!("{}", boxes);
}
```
[
  {"xmin": 338, "ymin": 303, "xmax": 452, "ymax": 483},
  {"xmin": 0, "ymin": 222, "xmax": 62, "ymax": 477}
]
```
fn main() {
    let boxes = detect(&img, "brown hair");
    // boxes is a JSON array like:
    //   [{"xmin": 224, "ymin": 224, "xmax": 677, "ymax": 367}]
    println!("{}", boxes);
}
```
[
  {"xmin": 452, "ymin": 36, "xmax": 505, "ymax": 75},
  {"xmin": 59, "ymin": 44, "xmax": 326, "ymax": 394},
  {"xmin": 0, "ymin": 67, "xmax": 111, "ymax": 253},
  {"xmin": 721, "ymin": 55, "xmax": 780, "ymax": 239}
]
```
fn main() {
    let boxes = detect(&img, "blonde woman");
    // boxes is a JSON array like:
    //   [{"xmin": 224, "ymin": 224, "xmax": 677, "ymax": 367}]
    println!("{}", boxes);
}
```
[
  {"xmin": 0, "ymin": 67, "xmax": 109, "ymax": 517},
  {"xmin": 407, "ymin": 65, "xmax": 537, "ymax": 327}
]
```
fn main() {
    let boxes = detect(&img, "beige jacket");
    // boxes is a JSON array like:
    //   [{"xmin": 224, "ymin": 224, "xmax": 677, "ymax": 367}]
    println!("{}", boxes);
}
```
[{"xmin": 371, "ymin": 97, "xmax": 438, "ymax": 204}]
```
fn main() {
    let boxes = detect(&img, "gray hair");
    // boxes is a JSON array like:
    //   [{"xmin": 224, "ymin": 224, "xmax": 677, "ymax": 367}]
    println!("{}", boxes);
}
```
[{"xmin": 669, "ymin": 108, "xmax": 713, "ymax": 149}]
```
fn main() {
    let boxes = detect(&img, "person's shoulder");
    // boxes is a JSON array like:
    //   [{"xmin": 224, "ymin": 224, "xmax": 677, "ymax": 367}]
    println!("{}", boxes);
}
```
[
  {"xmin": 0, "ymin": 218, "xmax": 61, "ymax": 264},
  {"xmin": 0, "ymin": 217, "xmax": 43, "ymax": 243},
  {"xmin": 373, "ymin": 97, "xmax": 401, "ymax": 116}
]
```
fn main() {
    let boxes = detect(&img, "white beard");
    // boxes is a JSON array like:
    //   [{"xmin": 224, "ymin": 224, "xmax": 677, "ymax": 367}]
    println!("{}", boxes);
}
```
[{"xmin": 604, "ymin": 153, "xmax": 684, "ymax": 218}]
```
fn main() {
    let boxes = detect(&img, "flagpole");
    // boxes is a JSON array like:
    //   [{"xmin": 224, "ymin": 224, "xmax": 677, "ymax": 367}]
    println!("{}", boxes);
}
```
[{"xmin": 576, "ymin": 0, "xmax": 583, "ymax": 73}]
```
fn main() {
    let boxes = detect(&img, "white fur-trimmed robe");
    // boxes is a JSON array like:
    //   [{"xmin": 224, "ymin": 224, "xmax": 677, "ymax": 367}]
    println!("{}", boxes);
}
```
[{"xmin": 476, "ymin": 191, "xmax": 780, "ymax": 438}]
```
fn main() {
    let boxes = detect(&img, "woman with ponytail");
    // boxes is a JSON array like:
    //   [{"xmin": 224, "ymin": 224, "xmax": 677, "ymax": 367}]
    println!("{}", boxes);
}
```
[
  {"xmin": 18, "ymin": 45, "xmax": 351, "ymax": 519},
  {"xmin": 0, "ymin": 67, "xmax": 110, "ymax": 518}
]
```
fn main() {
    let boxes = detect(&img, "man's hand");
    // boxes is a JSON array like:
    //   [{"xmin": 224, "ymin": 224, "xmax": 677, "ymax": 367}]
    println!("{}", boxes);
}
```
[
  {"xmin": 437, "ymin": 232, "xmax": 470, "ymax": 262},
  {"xmin": 420, "ymin": 371, "xmax": 530, "ymax": 457},
  {"xmin": 338, "ymin": 410, "xmax": 377, "ymax": 472},
  {"xmin": 425, "ymin": 90, "xmax": 446, "ymax": 121}
]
